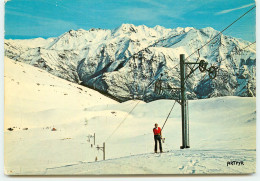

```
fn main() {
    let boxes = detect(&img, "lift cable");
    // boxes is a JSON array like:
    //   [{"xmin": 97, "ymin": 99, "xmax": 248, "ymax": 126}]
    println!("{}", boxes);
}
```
[
  {"xmin": 185, "ymin": 40, "xmax": 255, "ymax": 82},
  {"xmin": 141, "ymin": 100, "xmax": 178, "ymax": 137},
  {"xmin": 216, "ymin": 41, "xmax": 256, "ymax": 65},
  {"xmin": 104, "ymin": 100, "xmax": 141, "ymax": 142},
  {"xmin": 161, "ymin": 101, "xmax": 177, "ymax": 131},
  {"xmin": 185, "ymin": 5, "xmax": 255, "ymax": 71},
  {"xmin": 185, "ymin": 40, "xmax": 255, "ymax": 86}
]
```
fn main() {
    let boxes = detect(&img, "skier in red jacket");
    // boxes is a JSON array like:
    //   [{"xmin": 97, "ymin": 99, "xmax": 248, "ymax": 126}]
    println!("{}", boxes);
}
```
[{"xmin": 153, "ymin": 123, "xmax": 163, "ymax": 153}]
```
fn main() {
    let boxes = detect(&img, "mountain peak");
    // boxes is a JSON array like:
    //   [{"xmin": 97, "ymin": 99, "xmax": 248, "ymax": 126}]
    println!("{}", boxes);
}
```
[
  {"xmin": 113, "ymin": 23, "xmax": 139, "ymax": 34},
  {"xmin": 153, "ymin": 25, "xmax": 167, "ymax": 31},
  {"xmin": 200, "ymin": 27, "xmax": 219, "ymax": 34}
]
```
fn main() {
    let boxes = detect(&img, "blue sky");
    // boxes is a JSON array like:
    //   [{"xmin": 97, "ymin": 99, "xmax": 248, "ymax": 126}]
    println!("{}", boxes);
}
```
[{"xmin": 5, "ymin": 0, "xmax": 256, "ymax": 42}]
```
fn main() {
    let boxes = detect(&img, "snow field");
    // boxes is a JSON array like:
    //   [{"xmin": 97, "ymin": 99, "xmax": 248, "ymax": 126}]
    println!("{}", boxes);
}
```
[{"xmin": 4, "ymin": 57, "xmax": 256, "ymax": 175}]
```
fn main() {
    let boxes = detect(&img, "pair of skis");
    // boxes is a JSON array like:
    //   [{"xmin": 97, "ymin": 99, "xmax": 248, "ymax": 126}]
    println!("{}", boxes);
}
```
[{"xmin": 154, "ymin": 150, "xmax": 169, "ymax": 156}]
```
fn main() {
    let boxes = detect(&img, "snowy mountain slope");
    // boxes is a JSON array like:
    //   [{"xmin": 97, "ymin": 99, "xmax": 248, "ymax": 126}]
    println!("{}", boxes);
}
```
[
  {"xmin": 4, "ymin": 57, "xmax": 255, "ymax": 175},
  {"xmin": 5, "ymin": 37, "xmax": 55, "ymax": 49},
  {"xmin": 4, "ymin": 56, "xmax": 117, "ymax": 129},
  {"xmin": 4, "ymin": 56, "xmax": 118, "ymax": 174},
  {"xmin": 4, "ymin": 24, "xmax": 256, "ymax": 101}
]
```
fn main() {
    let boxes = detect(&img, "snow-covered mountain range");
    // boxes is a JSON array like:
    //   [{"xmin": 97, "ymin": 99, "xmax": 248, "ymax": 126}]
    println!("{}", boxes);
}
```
[{"xmin": 4, "ymin": 24, "xmax": 256, "ymax": 101}]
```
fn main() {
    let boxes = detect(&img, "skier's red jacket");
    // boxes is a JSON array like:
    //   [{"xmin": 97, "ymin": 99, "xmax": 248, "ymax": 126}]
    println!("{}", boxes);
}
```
[{"xmin": 153, "ymin": 127, "xmax": 161, "ymax": 135}]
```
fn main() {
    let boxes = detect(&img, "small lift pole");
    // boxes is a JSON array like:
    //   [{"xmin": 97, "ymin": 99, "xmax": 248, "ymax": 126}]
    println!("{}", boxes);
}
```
[{"xmin": 96, "ymin": 142, "xmax": 105, "ymax": 160}]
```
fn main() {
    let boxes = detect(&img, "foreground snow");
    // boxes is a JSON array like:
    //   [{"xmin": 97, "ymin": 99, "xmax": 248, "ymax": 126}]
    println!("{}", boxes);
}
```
[
  {"xmin": 4, "ymin": 57, "xmax": 256, "ymax": 175},
  {"xmin": 45, "ymin": 149, "xmax": 256, "ymax": 175}
]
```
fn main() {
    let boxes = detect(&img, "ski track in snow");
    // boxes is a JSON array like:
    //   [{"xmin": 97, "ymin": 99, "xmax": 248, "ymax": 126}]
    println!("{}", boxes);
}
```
[{"xmin": 4, "ymin": 57, "xmax": 256, "ymax": 175}]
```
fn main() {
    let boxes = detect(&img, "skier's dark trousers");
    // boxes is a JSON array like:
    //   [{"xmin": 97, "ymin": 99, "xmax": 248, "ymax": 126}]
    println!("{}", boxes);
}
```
[
  {"xmin": 153, "ymin": 123, "xmax": 162, "ymax": 153},
  {"xmin": 154, "ymin": 135, "xmax": 162, "ymax": 153}
]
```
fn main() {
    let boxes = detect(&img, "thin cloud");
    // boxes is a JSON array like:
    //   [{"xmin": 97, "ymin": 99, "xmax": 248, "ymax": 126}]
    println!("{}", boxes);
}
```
[
  {"xmin": 117, "ymin": 0, "xmax": 199, "ymax": 22},
  {"xmin": 215, "ymin": 3, "xmax": 255, "ymax": 15},
  {"xmin": 139, "ymin": 0, "xmax": 167, "ymax": 9}
]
